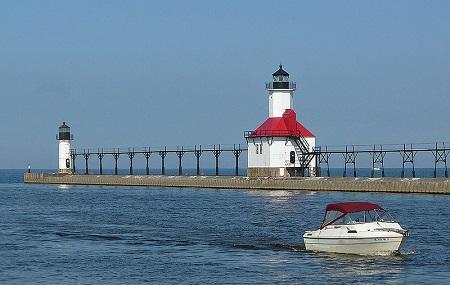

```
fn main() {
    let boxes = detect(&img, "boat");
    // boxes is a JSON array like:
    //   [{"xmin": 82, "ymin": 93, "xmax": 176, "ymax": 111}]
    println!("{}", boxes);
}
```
[{"xmin": 303, "ymin": 202, "xmax": 408, "ymax": 255}]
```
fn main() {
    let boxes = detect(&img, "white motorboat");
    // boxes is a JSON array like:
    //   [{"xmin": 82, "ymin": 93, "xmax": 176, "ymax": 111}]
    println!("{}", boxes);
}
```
[{"xmin": 303, "ymin": 202, "xmax": 408, "ymax": 255}]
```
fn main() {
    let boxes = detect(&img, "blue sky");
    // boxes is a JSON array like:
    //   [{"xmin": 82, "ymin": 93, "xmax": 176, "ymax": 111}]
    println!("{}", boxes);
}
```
[{"xmin": 1, "ymin": 0, "xmax": 449, "ymax": 168}]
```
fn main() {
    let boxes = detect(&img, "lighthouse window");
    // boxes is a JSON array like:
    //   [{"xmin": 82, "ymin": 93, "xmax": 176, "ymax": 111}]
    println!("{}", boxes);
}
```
[{"xmin": 255, "ymin": 143, "xmax": 263, "ymax": 155}]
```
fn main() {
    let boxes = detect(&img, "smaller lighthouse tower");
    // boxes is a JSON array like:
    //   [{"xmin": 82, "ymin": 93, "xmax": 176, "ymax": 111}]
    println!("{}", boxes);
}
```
[{"xmin": 57, "ymin": 122, "xmax": 73, "ymax": 174}]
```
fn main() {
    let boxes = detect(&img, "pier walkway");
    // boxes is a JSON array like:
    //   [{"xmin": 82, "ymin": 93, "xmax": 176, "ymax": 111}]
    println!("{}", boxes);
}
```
[{"xmin": 24, "ymin": 173, "xmax": 450, "ymax": 194}]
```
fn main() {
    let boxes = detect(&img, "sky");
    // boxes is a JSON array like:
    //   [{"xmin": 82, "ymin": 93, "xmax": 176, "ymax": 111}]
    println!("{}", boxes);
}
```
[{"xmin": 1, "ymin": 0, "xmax": 449, "ymax": 169}]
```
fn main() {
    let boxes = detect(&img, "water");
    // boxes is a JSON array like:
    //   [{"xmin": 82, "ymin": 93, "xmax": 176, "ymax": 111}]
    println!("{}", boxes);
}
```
[{"xmin": 1, "ymin": 170, "xmax": 450, "ymax": 284}]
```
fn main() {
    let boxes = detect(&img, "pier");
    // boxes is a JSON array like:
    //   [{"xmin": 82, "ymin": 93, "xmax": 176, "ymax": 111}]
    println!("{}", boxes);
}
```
[
  {"xmin": 25, "ymin": 140, "xmax": 450, "ymax": 195},
  {"xmin": 24, "ymin": 173, "xmax": 450, "ymax": 194}
]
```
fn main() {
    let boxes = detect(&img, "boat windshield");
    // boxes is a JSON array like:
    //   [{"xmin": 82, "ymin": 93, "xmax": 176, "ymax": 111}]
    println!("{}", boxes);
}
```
[{"xmin": 321, "ymin": 209, "xmax": 395, "ymax": 228}]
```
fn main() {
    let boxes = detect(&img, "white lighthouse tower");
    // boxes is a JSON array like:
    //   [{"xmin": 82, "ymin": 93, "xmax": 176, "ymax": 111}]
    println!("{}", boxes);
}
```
[
  {"xmin": 245, "ymin": 65, "xmax": 316, "ymax": 177},
  {"xmin": 57, "ymin": 122, "xmax": 73, "ymax": 174}
]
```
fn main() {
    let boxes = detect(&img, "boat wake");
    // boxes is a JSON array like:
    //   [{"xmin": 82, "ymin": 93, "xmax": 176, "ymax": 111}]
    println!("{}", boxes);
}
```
[
  {"xmin": 55, "ymin": 231, "xmax": 124, "ymax": 241},
  {"xmin": 393, "ymin": 250, "xmax": 415, "ymax": 256}
]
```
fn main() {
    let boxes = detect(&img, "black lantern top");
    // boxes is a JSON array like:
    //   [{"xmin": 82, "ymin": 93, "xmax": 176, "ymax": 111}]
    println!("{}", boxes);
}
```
[
  {"xmin": 57, "ymin": 122, "xmax": 72, "ymax": 140},
  {"xmin": 266, "ymin": 65, "xmax": 295, "ymax": 90},
  {"xmin": 273, "ymin": 64, "xmax": 289, "ymax": 80}
]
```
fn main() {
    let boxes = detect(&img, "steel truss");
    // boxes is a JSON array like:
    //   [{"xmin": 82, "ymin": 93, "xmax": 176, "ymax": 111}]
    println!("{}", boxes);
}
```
[
  {"xmin": 71, "ymin": 144, "xmax": 245, "ymax": 176},
  {"xmin": 71, "ymin": 142, "xmax": 450, "ymax": 178}
]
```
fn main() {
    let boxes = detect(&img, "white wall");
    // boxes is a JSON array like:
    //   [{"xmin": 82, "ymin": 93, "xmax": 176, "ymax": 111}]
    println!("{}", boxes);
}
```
[
  {"xmin": 248, "ymin": 136, "xmax": 316, "ymax": 170},
  {"xmin": 58, "ymin": 140, "xmax": 72, "ymax": 171},
  {"xmin": 247, "ymin": 139, "xmax": 270, "ymax": 167},
  {"xmin": 268, "ymin": 138, "xmax": 315, "ymax": 168},
  {"xmin": 268, "ymin": 90, "xmax": 293, "ymax": 117}
]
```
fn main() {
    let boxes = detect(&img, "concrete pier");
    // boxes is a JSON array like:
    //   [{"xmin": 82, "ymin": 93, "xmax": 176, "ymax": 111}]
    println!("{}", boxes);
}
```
[{"xmin": 24, "ymin": 173, "xmax": 450, "ymax": 194}]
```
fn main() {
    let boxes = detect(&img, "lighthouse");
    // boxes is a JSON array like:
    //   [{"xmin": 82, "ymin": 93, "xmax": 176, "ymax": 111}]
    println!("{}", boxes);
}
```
[
  {"xmin": 57, "ymin": 122, "xmax": 73, "ymax": 174},
  {"xmin": 245, "ymin": 65, "xmax": 316, "ymax": 177}
]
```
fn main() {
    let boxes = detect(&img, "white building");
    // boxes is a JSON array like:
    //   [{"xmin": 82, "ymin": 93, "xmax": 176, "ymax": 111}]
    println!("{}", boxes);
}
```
[
  {"xmin": 245, "ymin": 65, "xmax": 316, "ymax": 177},
  {"xmin": 57, "ymin": 122, "xmax": 74, "ymax": 174}
]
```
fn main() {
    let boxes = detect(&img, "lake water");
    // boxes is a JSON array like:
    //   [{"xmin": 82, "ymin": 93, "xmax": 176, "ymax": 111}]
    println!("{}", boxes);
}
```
[{"xmin": 1, "ymin": 170, "xmax": 450, "ymax": 284}]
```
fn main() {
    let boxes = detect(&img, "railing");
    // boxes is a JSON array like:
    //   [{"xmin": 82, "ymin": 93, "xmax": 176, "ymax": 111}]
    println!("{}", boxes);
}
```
[
  {"xmin": 265, "ymin": 82, "xmax": 296, "ymax": 90},
  {"xmin": 244, "ymin": 130, "xmax": 306, "ymax": 138},
  {"xmin": 70, "ymin": 144, "xmax": 246, "ymax": 155},
  {"xmin": 313, "ymin": 142, "xmax": 450, "ymax": 154},
  {"xmin": 68, "ymin": 144, "xmax": 247, "ymax": 177},
  {"xmin": 314, "ymin": 142, "xmax": 450, "ymax": 178},
  {"xmin": 56, "ymin": 134, "xmax": 74, "ymax": 140}
]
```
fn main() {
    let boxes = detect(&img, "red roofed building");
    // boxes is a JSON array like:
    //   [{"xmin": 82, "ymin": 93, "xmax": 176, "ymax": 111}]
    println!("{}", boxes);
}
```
[{"xmin": 245, "ymin": 66, "xmax": 317, "ymax": 177}]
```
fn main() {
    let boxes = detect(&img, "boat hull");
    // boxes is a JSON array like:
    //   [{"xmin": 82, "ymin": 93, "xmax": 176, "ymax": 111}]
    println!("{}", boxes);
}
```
[{"xmin": 304, "ymin": 236, "xmax": 404, "ymax": 255}]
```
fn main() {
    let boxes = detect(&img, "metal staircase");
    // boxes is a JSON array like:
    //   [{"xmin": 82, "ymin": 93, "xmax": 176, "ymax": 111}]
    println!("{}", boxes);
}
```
[{"xmin": 292, "ymin": 136, "xmax": 315, "ymax": 172}]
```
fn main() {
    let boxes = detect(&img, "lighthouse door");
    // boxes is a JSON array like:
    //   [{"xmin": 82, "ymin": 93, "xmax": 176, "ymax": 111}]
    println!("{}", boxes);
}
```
[
  {"xmin": 66, "ymin": 159, "xmax": 71, "ymax": 168},
  {"xmin": 290, "ymin": 151, "xmax": 295, "ymax": 163}
]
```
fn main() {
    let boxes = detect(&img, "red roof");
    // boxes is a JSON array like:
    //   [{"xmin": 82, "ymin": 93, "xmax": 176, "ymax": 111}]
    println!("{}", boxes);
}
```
[
  {"xmin": 326, "ymin": 202, "xmax": 383, "ymax": 214},
  {"xmin": 249, "ymin": 109, "xmax": 314, "ymax": 138}
]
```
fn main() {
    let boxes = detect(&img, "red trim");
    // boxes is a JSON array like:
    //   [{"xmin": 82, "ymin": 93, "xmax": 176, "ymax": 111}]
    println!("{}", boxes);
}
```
[
  {"xmin": 319, "ymin": 202, "xmax": 384, "ymax": 229},
  {"xmin": 249, "ymin": 109, "xmax": 314, "ymax": 138},
  {"xmin": 325, "ymin": 202, "xmax": 383, "ymax": 214}
]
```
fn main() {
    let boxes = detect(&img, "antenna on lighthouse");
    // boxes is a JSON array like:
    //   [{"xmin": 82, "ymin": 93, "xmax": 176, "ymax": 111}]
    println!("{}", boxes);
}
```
[{"xmin": 57, "ymin": 122, "xmax": 74, "ymax": 174}]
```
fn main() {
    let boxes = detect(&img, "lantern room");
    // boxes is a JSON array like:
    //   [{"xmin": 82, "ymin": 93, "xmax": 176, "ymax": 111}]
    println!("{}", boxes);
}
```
[{"xmin": 57, "ymin": 122, "xmax": 73, "ymax": 141}]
